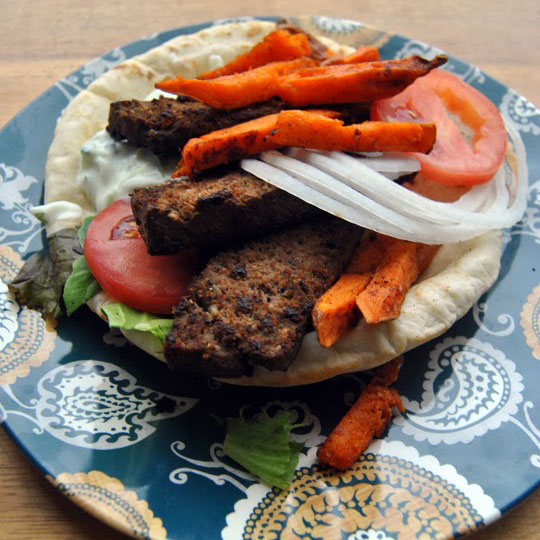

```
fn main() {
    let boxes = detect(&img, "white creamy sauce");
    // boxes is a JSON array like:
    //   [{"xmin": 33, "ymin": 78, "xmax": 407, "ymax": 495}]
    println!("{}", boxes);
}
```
[
  {"xmin": 144, "ymin": 88, "xmax": 177, "ymax": 101},
  {"xmin": 31, "ymin": 200, "xmax": 83, "ymax": 228},
  {"xmin": 36, "ymin": 89, "xmax": 180, "ymax": 227},
  {"xmin": 78, "ymin": 129, "xmax": 173, "ymax": 212}
]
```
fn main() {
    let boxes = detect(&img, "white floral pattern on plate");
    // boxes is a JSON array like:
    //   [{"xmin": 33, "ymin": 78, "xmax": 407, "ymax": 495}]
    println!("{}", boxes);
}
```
[
  {"xmin": 500, "ymin": 89, "xmax": 540, "ymax": 136},
  {"xmin": 395, "ymin": 337, "xmax": 523, "ymax": 444},
  {"xmin": 507, "ymin": 178, "xmax": 540, "ymax": 244},
  {"xmin": 395, "ymin": 337, "xmax": 540, "ymax": 467},
  {"xmin": 1, "ymin": 360, "xmax": 197, "ymax": 449},
  {"xmin": 0, "ymin": 246, "xmax": 56, "ymax": 386},
  {"xmin": 311, "ymin": 16, "xmax": 364, "ymax": 34},
  {"xmin": 0, "ymin": 164, "xmax": 42, "ymax": 253}
]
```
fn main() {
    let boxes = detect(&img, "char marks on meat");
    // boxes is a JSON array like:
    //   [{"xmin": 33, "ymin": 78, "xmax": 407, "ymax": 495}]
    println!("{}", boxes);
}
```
[
  {"xmin": 131, "ymin": 167, "xmax": 321, "ymax": 254},
  {"xmin": 164, "ymin": 217, "xmax": 362, "ymax": 378}
]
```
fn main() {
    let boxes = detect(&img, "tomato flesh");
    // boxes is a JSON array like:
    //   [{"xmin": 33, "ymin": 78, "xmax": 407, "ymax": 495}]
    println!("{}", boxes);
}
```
[
  {"xmin": 371, "ymin": 69, "xmax": 507, "ymax": 186},
  {"xmin": 85, "ymin": 198, "xmax": 194, "ymax": 315}
]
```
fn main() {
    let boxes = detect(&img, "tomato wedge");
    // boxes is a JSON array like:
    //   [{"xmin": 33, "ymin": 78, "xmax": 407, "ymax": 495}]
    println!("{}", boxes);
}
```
[
  {"xmin": 371, "ymin": 69, "xmax": 507, "ymax": 185},
  {"xmin": 85, "ymin": 199, "xmax": 195, "ymax": 315}
]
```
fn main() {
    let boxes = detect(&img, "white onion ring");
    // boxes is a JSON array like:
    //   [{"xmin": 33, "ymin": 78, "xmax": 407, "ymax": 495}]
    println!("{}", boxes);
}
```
[
  {"xmin": 348, "ymin": 152, "xmax": 421, "ymax": 180},
  {"xmin": 241, "ymin": 118, "xmax": 527, "ymax": 244},
  {"xmin": 245, "ymin": 154, "xmax": 482, "ymax": 244}
]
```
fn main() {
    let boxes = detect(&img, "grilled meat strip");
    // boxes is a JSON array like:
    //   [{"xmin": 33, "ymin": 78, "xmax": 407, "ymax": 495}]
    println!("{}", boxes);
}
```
[
  {"xmin": 108, "ymin": 96, "xmax": 369, "ymax": 156},
  {"xmin": 131, "ymin": 167, "xmax": 321, "ymax": 254},
  {"xmin": 165, "ymin": 217, "xmax": 362, "ymax": 378},
  {"xmin": 107, "ymin": 96, "xmax": 285, "ymax": 155}
]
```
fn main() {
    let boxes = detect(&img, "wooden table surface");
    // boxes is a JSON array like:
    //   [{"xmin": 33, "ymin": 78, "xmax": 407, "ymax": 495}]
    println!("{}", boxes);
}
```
[{"xmin": 1, "ymin": 1, "xmax": 539, "ymax": 538}]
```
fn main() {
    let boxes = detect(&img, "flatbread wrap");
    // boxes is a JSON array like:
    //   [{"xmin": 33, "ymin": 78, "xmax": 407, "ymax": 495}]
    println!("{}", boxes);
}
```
[{"xmin": 37, "ymin": 20, "xmax": 512, "ymax": 387}]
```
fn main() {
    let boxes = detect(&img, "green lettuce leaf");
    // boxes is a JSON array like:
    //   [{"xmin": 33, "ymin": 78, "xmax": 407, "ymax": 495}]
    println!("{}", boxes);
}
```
[
  {"xmin": 63, "ymin": 256, "xmax": 101, "ymax": 316},
  {"xmin": 8, "ymin": 227, "xmax": 82, "ymax": 318},
  {"xmin": 8, "ymin": 218, "xmax": 101, "ymax": 319},
  {"xmin": 49, "ymin": 227, "xmax": 84, "ymax": 291},
  {"xmin": 224, "ymin": 411, "xmax": 302, "ymax": 490},
  {"xmin": 7, "ymin": 252, "xmax": 60, "ymax": 318},
  {"xmin": 77, "ymin": 215, "xmax": 95, "ymax": 247},
  {"xmin": 101, "ymin": 303, "xmax": 173, "ymax": 344},
  {"xmin": 64, "ymin": 215, "xmax": 101, "ymax": 316}
]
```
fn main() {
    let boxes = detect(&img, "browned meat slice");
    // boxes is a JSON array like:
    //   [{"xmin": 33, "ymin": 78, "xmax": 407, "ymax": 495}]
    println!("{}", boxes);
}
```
[
  {"xmin": 164, "ymin": 217, "xmax": 362, "ymax": 378},
  {"xmin": 107, "ymin": 96, "xmax": 284, "ymax": 155},
  {"xmin": 107, "ymin": 96, "xmax": 370, "ymax": 156},
  {"xmin": 131, "ymin": 168, "xmax": 321, "ymax": 255}
]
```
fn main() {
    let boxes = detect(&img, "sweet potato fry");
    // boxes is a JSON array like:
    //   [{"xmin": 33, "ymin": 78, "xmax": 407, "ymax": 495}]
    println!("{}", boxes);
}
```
[
  {"xmin": 270, "ymin": 110, "xmax": 436, "ymax": 154},
  {"xmin": 322, "ymin": 45, "xmax": 380, "ymax": 65},
  {"xmin": 417, "ymin": 243, "xmax": 440, "ymax": 274},
  {"xmin": 371, "ymin": 356, "xmax": 403, "ymax": 386},
  {"xmin": 175, "ymin": 109, "xmax": 341, "ymax": 177},
  {"xmin": 174, "ymin": 113, "xmax": 281, "ymax": 177},
  {"xmin": 313, "ymin": 233, "xmax": 383, "ymax": 348},
  {"xmin": 345, "ymin": 232, "xmax": 384, "ymax": 274},
  {"xmin": 356, "ymin": 236, "xmax": 419, "ymax": 324},
  {"xmin": 313, "ymin": 235, "xmax": 440, "ymax": 345},
  {"xmin": 276, "ymin": 55, "xmax": 447, "ymax": 107},
  {"xmin": 198, "ymin": 30, "xmax": 311, "ymax": 79},
  {"xmin": 157, "ymin": 55, "xmax": 446, "ymax": 110},
  {"xmin": 318, "ymin": 357, "xmax": 404, "ymax": 470},
  {"xmin": 313, "ymin": 274, "xmax": 372, "ymax": 348},
  {"xmin": 275, "ymin": 20, "xmax": 332, "ymax": 62},
  {"xmin": 155, "ymin": 57, "xmax": 316, "ymax": 110}
]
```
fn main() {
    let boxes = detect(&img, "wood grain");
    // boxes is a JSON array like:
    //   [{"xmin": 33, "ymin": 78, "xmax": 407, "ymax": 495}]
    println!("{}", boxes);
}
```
[{"xmin": 1, "ymin": 1, "xmax": 539, "ymax": 538}]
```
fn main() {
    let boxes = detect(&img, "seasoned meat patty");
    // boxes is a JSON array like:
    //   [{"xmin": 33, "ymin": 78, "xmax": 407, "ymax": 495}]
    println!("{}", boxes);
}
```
[
  {"xmin": 107, "ymin": 96, "xmax": 285, "ymax": 155},
  {"xmin": 108, "ymin": 96, "xmax": 370, "ymax": 156},
  {"xmin": 131, "ymin": 167, "xmax": 321, "ymax": 254},
  {"xmin": 165, "ymin": 217, "xmax": 362, "ymax": 378}
]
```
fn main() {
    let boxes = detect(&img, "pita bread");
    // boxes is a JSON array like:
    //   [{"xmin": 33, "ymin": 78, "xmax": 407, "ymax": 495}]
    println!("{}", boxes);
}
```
[
  {"xmin": 45, "ymin": 20, "xmax": 503, "ymax": 387},
  {"xmin": 44, "ymin": 20, "xmax": 352, "ymax": 230}
]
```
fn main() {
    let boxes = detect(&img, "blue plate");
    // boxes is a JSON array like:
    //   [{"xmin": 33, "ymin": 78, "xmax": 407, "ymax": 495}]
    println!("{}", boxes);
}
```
[{"xmin": 1, "ymin": 15, "xmax": 539, "ymax": 540}]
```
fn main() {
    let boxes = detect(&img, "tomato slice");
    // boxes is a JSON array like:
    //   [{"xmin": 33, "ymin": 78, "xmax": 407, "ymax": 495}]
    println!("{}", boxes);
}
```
[
  {"xmin": 85, "ymin": 198, "xmax": 195, "ymax": 315},
  {"xmin": 371, "ymin": 69, "xmax": 507, "ymax": 185}
]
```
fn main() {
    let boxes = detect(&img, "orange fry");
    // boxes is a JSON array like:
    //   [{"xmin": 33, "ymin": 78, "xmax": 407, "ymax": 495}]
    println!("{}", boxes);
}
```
[
  {"xmin": 323, "ymin": 45, "xmax": 380, "ymax": 65},
  {"xmin": 345, "ymin": 232, "xmax": 384, "ymax": 274},
  {"xmin": 198, "ymin": 30, "xmax": 311, "ymax": 79},
  {"xmin": 355, "ymin": 236, "xmax": 419, "ymax": 324},
  {"xmin": 318, "ymin": 357, "xmax": 404, "ymax": 470},
  {"xmin": 175, "ymin": 113, "xmax": 281, "ymax": 177},
  {"xmin": 313, "ymin": 233, "xmax": 383, "ymax": 348},
  {"xmin": 270, "ymin": 110, "xmax": 436, "ymax": 154},
  {"xmin": 417, "ymin": 243, "xmax": 440, "ymax": 274},
  {"xmin": 157, "ymin": 55, "xmax": 446, "ymax": 110},
  {"xmin": 275, "ymin": 21, "xmax": 333, "ymax": 62},
  {"xmin": 313, "ymin": 273, "xmax": 372, "ymax": 348},
  {"xmin": 175, "ymin": 109, "xmax": 341, "ymax": 177},
  {"xmin": 276, "ymin": 55, "xmax": 447, "ymax": 107},
  {"xmin": 156, "ymin": 57, "xmax": 316, "ymax": 110}
]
